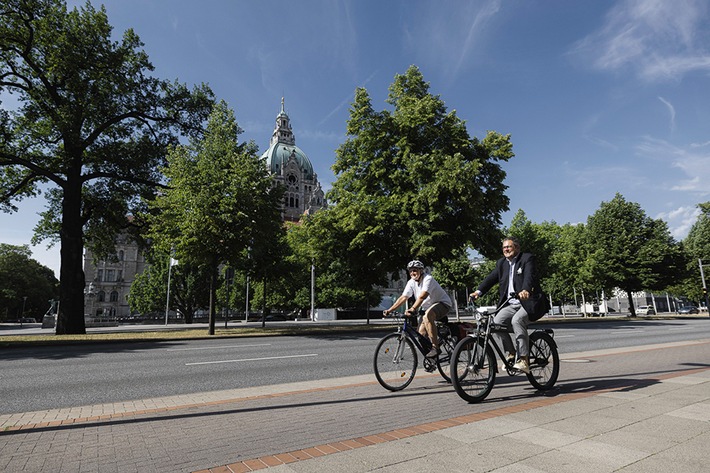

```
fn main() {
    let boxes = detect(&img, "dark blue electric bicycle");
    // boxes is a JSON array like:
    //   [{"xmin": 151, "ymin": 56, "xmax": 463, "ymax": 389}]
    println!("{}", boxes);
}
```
[{"xmin": 373, "ymin": 312, "xmax": 463, "ymax": 391}]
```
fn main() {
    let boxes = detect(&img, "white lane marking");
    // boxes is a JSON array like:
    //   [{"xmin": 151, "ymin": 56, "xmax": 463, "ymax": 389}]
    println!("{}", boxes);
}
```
[
  {"xmin": 186, "ymin": 353, "xmax": 318, "ymax": 366},
  {"xmin": 167, "ymin": 344, "xmax": 271, "ymax": 351}
]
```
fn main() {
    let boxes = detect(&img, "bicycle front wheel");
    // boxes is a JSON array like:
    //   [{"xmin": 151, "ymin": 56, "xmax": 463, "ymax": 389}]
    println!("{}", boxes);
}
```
[
  {"xmin": 526, "ymin": 331, "xmax": 560, "ymax": 390},
  {"xmin": 373, "ymin": 333, "xmax": 418, "ymax": 391},
  {"xmin": 450, "ymin": 336, "xmax": 496, "ymax": 403}
]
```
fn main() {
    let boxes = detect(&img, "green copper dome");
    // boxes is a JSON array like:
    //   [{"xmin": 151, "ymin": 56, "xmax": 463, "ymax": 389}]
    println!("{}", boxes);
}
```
[
  {"xmin": 262, "ymin": 142, "xmax": 314, "ymax": 179},
  {"xmin": 261, "ymin": 97, "xmax": 314, "ymax": 180}
]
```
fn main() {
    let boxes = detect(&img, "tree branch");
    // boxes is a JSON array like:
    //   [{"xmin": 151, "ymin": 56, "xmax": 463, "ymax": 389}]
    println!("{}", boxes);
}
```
[{"xmin": 0, "ymin": 150, "xmax": 66, "ymax": 187}]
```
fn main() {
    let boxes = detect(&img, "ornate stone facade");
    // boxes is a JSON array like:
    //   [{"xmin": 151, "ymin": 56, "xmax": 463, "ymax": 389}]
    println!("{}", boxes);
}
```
[{"xmin": 83, "ymin": 234, "xmax": 146, "ymax": 318}]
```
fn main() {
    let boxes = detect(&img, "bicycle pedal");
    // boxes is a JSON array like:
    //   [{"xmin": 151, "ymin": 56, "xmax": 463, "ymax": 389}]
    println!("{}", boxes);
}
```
[{"xmin": 423, "ymin": 358, "xmax": 436, "ymax": 372}]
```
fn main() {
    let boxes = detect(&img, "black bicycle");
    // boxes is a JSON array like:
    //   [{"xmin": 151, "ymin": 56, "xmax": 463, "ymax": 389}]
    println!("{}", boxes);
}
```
[
  {"xmin": 373, "ymin": 312, "xmax": 461, "ymax": 391},
  {"xmin": 450, "ymin": 299, "xmax": 560, "ymax": 403}
]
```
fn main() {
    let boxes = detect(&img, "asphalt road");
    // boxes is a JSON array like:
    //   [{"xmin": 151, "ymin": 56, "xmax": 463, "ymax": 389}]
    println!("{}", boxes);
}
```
[{"xmin": 1, "ymin": 318, "xmax": 710, "ymax": 415}]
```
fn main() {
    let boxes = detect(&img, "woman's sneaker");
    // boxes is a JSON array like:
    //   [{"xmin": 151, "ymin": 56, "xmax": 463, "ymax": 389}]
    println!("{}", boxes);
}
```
[{"xmin": 425, "ymin": 347, "xmax": 441, "ymax": 359}]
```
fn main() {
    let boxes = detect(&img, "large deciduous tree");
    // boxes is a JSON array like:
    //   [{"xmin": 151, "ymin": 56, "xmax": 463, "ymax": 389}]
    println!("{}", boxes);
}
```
[
  {"xmin": 0, "ymin": 0, "xmax": 213, "ymax": 333},
  {"xmin": 586, "ymin": 193, "xmax": 685, "ymax": 316},
  {"xmin": 679, "ymin": 202, "xmax": 710, "ymax": 306},
  {"xmin": 323, "ymin": 65, "xmax": 513, "ymax": 293},
  {"xmin": 145, "ymin": 101, "xmax": 283, "ymax": 335}
]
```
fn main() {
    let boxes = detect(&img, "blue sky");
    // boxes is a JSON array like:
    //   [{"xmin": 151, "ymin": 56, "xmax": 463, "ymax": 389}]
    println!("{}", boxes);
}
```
[{"xmin": 2, "ymin": 0, "xmax": 710, "ymax": 277}]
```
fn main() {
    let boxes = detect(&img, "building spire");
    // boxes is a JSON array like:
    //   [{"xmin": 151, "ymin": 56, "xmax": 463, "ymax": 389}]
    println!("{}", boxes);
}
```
[{"xmin": 270, "ymin": 97, "xmax": 295, "ymax": 146}]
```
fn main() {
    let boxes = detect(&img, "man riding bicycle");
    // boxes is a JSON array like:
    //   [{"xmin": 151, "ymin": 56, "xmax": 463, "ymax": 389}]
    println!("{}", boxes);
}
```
[
  {"xmin": 470, "ymin": 237, "xmax": 546, "ymax": 374},
  {"xmin": 383, "ymin": 260, "xmax": 452, "ymax": 358}
]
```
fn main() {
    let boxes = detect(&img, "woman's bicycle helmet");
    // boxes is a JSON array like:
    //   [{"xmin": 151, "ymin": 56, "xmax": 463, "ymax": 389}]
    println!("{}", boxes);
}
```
[{"xmin": 407, "ymin": 260, "xmax": 425, "ymax": 270}]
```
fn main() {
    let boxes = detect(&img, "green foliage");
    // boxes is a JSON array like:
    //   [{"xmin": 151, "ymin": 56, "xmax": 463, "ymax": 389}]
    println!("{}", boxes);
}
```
[
  {"xmin": 431, "ymin": 248, "xmax": 479, "ymax": 304},
  {"xmin": 317, "ymin": 65, "xmax": 512, "ymax": 304},
  {"xmin": 684, "ymin": 203, "xmax": 710, "ymax": 262},
  {"xmin": 0, "ymin": 0, "xmax": 214, "ymax": 333},
  {"xmin": 128, "ymin": 249, "xmax": 211, "ymax": 323},
  {"xmin": 0, "ymin": 244, "xmax": 58, "ymax": 320},
  {"xmin": 674, "ymin": 202, "xmax": 710, "ymax": 303},
  {"xmin": 586, "ymin": 193, "xmax": 684, "ymax": 314},
  {"xmin": 144, "ymin": 101, "xmax": 284, "ymax": 332},
  {"xmin": 255, "ymin": 222, "xmax": 313, "ymax": 311}
]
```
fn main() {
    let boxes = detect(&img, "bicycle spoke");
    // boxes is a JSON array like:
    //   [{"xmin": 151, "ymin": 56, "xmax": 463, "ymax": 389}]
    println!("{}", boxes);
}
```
[
  {"xmin": 451, "ymin": 337, "xmax": 495, "ymax": 403},
  {"xmin": 526, "ymin": 331, "xmax": 559, "ymax": 391},
  {"xmin": 374, "ymin": 333, "xmax": 417, "ymax": 391}
]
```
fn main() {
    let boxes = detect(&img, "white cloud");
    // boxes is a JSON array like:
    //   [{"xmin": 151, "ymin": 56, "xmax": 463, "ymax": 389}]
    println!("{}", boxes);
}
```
[
  {"xmin": 635, "ymin": 136, "xmax": 710, "ymax": 195},
  {"xmin": 655, "ymin": 205, "xmax": 701, "ymax": 240},
  {"xmin": 571, "ymin": 0, "xmax": 710, "ymax": 82},
  {"xmin": 402, "ymin": 0, "xmax": 503, "ymax": 81},
  {"xmin": 657, "ymin": 96, "xmax": 675, "ymax": 132}
]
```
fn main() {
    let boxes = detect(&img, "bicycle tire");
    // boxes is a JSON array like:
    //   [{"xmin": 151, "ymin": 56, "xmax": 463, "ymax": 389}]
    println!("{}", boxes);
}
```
[
  {"xmin": 373, "ymin": 333, "xmax": 418, "ymax": 391},
  {"xmin": 450, "ymin": 335, "xmax": 496, "ymax": 403},
  {"xmin": 436, "ymin": 334, "xmax": 457, "ymax": 382},
  {"xmin": 526, "ymin": 331, "xmax": 559, "ymax": 390}
]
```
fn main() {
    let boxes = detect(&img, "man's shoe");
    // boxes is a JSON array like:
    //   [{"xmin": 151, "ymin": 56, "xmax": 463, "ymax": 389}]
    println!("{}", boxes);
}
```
[
  {"xmin": 501, "ymin": 353, "xmax": 516, "ymax": 371},
  {"xmin": 425, "ymin": 347, "xmax": 440, "ymax": 359},
  {"xmin": 513, "ymin": 359, "xmax": 530, "ymax": 373}
]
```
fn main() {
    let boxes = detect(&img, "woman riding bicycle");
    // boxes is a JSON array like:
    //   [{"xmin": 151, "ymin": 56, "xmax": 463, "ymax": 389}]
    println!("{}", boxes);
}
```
[
  {"xmin": 383, "ymin": 260, "xmax": 452, "ymax": 359},
  {"xmin": 470, "ymin": 237, "xmax": 547, "ymax": 373}
]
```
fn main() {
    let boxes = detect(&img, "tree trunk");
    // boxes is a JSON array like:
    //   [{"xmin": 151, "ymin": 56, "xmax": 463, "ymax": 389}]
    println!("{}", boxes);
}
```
[
  {"xmin": 55, "ymin": 182, "xmax": 86, "ymax": 335},
  {"xmin": 261, "ymin": 274, "xmax": 267, "ymax": 328},
  {"xmin": 208, "ymin": 262, "xmax": 217, "ymax": 335},
  {"xmin": 626, "ymin": 290, "xmax": 636, "ymax": 317}
]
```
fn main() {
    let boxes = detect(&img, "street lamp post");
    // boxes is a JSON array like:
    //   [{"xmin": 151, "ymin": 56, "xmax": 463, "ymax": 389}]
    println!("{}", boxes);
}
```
[
  {"xmin": 700, "ymin": 259, "xmax": 709, "ymax": 315},
  {"xmin": 310, "ymin": 258, "xmax": 315, "ymax": 321}
]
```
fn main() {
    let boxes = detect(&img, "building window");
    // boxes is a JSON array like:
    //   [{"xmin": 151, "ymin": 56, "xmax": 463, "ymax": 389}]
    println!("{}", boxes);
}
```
[
  {"xmin": 106, "ymin": 270, "xmax": 116, "ymax": 282},
  {"xmin": 97, "ymin": 269, "xmax": 103, "ymax": 282},
  {"xmin": 97, "ymin": 291, "xmax": 106, "ymax": 302},
  {"xmin": 110, "ymin": 291, "xmax": 119, "ymax": 302},
  {"xmin": 118, "ymin": 250, "xmax": 124, "ymax": 261}
]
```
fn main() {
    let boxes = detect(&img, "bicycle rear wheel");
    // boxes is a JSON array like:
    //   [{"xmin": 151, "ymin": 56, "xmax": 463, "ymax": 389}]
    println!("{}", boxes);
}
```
[
  {"xmin": 526, "ymin": 331, "xmax": 559, "ymax": 390},
  {"xmin": 373, "ymin": 333, "xmax": 418, "ymax": 391},
  {"xmin": 450, "ymin": 336, "xmax": 496, "ymax": 403},
  {"xmin": 436, "ymin": 334, "xmax": 457, "ymax": 382}
]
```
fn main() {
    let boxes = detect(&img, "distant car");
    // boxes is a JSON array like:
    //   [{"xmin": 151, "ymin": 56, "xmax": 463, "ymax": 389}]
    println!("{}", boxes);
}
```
[
  {"xmin": 637, "ymin": 306, "xmax": 655, "ymax": 315},
  {"xmin": 677, "ymin": 306, "xmax": 699, "ymax": 314}
]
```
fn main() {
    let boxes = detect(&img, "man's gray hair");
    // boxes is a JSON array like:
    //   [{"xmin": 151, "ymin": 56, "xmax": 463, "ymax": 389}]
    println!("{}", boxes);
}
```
[{"xmin": 502, "ymin": 236, "xmax": 520, "ymax": 248}]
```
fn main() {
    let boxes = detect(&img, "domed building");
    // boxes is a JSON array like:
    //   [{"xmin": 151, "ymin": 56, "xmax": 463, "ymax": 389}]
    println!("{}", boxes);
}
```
[{"xmin": 262, "ymin": 98, "xmax": 326, "ymax": 222}]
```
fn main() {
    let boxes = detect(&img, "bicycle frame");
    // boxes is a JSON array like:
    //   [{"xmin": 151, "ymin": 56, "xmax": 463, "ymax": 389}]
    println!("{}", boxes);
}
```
[
  {"xmin": 393, "ymin": 314, "xmax": 432, "ymax": 355},
  {"xmin": 468, "ymin": 299, "xmax": 555, "ymax": 372}
]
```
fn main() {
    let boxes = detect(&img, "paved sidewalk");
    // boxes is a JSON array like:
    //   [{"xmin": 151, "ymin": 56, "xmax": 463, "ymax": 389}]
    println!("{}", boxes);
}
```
[
  {"xmin": 2, "ymin": 340, "xmax": 710, "ymax": 472},
  {"xmin": 200, "ymin": 366, "xmax": 710, "ymax": 473}
]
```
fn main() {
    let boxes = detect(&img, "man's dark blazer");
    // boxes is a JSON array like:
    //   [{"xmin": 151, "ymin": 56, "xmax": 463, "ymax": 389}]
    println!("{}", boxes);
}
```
[{"xmin": 477, "ymin": 252, "xmax": 548, "ymax": 321}]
